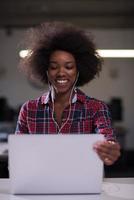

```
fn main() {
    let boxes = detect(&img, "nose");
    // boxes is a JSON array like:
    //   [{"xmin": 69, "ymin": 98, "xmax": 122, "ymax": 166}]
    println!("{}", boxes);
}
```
[{"xmin": 57, "ymin": 66, "xmax": 66, "ymax": 76}]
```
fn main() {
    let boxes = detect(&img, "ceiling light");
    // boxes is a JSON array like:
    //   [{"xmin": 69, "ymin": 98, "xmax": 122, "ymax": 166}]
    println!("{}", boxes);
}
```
[
  {"xmin": 19, "ymin": 50, "xmax": 29, "ymax": 58},
  {"xmin": 97, "ymin": 50, "xmax": 134, "ymax": 58},
  {"xmin": 19, "ymin": 49, "xmax": 134, "ymax": 58}
]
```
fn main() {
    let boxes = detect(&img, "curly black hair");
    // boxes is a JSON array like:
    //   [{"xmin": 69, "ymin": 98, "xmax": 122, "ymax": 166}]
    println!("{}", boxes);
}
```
[{"xmin": 20, "ymin": 21, "xmax": 102, "ymax": 87}]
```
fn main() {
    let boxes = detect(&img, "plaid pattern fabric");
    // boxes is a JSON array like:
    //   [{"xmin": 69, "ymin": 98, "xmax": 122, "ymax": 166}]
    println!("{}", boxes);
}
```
[{"xmin": 15, "ymin": 89, "xmax": 115, "ymax": 140}]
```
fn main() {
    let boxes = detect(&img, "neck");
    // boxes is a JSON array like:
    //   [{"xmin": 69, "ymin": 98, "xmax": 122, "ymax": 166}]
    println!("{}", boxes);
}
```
[{"xmin": 55, "ymin": 91, "xmax": 73, "ymax": 105}]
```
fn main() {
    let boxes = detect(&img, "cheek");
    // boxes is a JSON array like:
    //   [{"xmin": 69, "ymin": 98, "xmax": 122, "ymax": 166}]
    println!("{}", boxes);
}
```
[
  {"xmin": 47, "ymin": 74, "xmax": 55, "ymax": 85},
  {"xmin": 70, "ymin": 71, "xmax": 78, "ymax": 81},
  {"xmin": 47, "ymin": 70, "xmax": 56, "ymax": 79}
]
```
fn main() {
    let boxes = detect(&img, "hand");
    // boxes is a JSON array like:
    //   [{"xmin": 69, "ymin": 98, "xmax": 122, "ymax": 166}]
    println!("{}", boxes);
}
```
[{"xmin": 93, "ymin": 140, "xmax": 121, "ymax": 165}]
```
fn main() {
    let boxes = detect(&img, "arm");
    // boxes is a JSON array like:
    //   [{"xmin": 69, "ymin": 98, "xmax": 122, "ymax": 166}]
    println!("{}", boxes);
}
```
[
  {"xmin": 15, "ymin": 102, "xmax": 28, "ymax": 134},
  {"xmin": 93, "ymin": 102, "xmax": 121, "ymax": 165}
]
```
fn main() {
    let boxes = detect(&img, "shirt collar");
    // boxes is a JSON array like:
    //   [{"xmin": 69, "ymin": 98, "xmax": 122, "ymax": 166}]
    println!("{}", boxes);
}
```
[{"xmin": 41, "ymin": 88, "xmax": 86, "ymax": 105}]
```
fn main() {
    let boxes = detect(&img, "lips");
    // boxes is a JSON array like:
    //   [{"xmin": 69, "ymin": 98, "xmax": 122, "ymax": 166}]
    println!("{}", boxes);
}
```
[{"xmin": 56, "ymin": 79, "xmax": 68, "ymax": 85}]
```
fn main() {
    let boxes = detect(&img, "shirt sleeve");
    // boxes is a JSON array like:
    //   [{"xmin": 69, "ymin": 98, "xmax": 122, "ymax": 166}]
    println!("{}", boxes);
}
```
[
  {"xmin": 93, "ymin": 101, "xmax": 116, "ymax": 141},
  {"xmin": 15, "ymin": 102, "xmax": 28, "ymax": 134}
]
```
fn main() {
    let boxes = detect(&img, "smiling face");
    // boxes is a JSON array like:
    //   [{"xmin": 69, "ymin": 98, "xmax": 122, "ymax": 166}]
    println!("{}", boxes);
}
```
[{"xmin": 48, "ymin": 50, "xmax": 78, "ymax": 95}]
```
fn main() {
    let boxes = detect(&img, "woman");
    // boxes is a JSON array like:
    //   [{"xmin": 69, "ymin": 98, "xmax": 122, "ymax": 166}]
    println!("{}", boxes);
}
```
[{"xmin": 16, "ymin": 21, "xmax": 120, "ymax": 165}]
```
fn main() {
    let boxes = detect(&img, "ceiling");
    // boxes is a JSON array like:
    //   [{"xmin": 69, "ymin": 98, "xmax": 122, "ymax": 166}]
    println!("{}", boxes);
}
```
[{"xmin": 0, "ymin": 0, "xmax": 134, "ymax": 29}]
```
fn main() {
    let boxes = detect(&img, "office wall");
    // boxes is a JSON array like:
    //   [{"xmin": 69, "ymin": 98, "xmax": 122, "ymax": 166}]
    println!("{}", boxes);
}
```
[{"xmin": 0, "ymin": 28, "xmax": 134, "ymax": 149}]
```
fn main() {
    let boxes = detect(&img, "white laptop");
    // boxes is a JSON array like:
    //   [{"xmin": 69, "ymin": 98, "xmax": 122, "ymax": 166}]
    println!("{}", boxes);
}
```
[{"xmin": 8, "ymin": 134, "xmax": 104, "ymax": 194}]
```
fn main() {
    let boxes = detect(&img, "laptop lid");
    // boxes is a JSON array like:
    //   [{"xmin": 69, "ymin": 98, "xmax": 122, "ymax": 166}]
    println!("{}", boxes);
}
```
[{"xmin": 8, "ymin": 134, "xmax": 104, "ymax": 194}]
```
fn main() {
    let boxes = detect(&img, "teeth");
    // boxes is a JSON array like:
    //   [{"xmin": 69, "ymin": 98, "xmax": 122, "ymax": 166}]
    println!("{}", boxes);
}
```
[{"xmin": 57, "ymin": 80, "xmax": 67, "ymax": 84}]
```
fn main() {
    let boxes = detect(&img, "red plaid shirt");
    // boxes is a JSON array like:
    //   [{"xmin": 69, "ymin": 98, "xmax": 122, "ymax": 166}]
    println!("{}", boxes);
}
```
[{"xmin": 15, "ymin": 89, "xmax": 115, "ymax": 140}]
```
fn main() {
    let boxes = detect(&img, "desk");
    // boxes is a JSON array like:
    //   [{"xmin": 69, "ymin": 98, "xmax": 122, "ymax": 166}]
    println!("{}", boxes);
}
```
[{"xmin": 0, "ymin": 178, "xmax": 134, "ymax": 200}]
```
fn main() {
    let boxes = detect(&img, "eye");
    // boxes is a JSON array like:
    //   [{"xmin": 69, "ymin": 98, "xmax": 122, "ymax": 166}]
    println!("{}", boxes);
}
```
[
  {"xmin": 49, "ymin": 62, "xmax": 58, "ymax": 70},
  {"xmin": 65, "ymin": 62, "xmax": 75, "ymax": 69}
]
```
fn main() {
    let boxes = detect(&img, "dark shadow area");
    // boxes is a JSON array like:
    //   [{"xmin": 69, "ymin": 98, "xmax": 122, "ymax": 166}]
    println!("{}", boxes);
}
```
[
  {"xmin": 105, "ymin": 150, "xmax": 134, "ymax": 177},
  {"xmin": 0, "ymin": 155, "xmax": 9, "ymax": 178},
  {"xmin": 0, "ymin": 97, "xmax": 16, "ymax": 122}
]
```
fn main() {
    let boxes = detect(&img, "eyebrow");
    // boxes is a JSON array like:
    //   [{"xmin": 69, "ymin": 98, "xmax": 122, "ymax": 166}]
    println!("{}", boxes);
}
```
[{"xmin": 49, "ymin": 61, "xmax": 75, "ymax": 63}]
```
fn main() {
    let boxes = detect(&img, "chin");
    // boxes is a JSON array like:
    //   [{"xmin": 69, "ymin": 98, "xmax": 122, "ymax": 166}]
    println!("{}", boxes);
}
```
[
  {"xmin": 57, "ymin": 87, "xmax": 72, "ymax": 94},
  {"xmin": 57, "ymin": 89, "xmax": 68, "ymax": 94}
]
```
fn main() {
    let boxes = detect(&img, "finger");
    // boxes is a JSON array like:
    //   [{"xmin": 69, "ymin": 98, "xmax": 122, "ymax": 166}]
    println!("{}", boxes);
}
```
[
  {"xmin": 104, "ymin": 158, "xmax": 113, "ymax": 165},
  {"xmin": 93, "ymin": 141, "xmax": 121, "ymax": 165},
  {"xmin": 97, "ymin": 146, "xmax": 121, "ymax": 162},
  {"xmin": 94, "ymin": 141, "xmax": 120, "ymax": 155},
  {"xmin": 97, "ymin": 151, "xmax": 116, "ymax": 165},
  {"xmin": 95, "ymin": 145, "xmax": 121, "ymax": 165},
  {"xmin": 98, "ymin": 151, "xmax": 119, "ymax": 162},
  {"xmin": 95, "ymin": 151, "xmax": 113, "ymax": 165},
  {"xmin": 100, "ymin": 141, "xmax": 120, "ymax": 151}
]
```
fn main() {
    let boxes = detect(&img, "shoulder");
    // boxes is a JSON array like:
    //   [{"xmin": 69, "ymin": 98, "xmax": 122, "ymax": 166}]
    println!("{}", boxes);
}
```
[
  {"xmin": 86, "ymin": 97, "xmax": 108, "ymax": 111},
  {"xmin": 20, "ymin": 93, "xmax": 47, "ymax": 111},
  {"xmin": 77, "ymin": 88, "xmax": 109, "ymax": 111}
]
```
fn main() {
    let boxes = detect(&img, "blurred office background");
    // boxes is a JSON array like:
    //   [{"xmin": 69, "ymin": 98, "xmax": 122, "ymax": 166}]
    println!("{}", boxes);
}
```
[{"xmin": 0, "ymin": 0, "xmax": 134, "ymax": 178}]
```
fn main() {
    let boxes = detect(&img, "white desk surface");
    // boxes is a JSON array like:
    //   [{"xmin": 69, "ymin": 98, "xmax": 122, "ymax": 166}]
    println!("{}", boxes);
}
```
[{"xmin": 0, "ymin": 178, "xmax": 134, "ymax": 200}]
